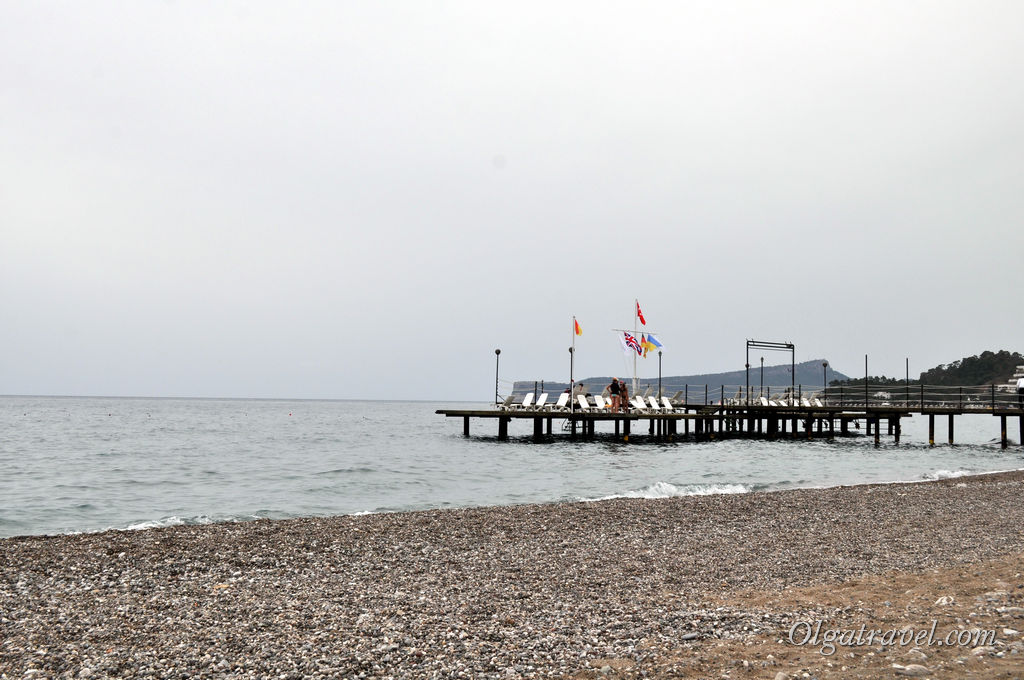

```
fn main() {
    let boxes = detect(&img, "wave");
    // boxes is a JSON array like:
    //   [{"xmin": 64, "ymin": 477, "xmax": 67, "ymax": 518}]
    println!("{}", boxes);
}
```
[
  {"xmin": 586, "ymin": 481, "xmax": 751, "ymax": 502},
  {"xmin": 921, "ymin": 469, "xmax": 974, "ymax": 481},
  {"xmin": 121, "ymin": 513, "xmax": 267, "ymax": 532}
]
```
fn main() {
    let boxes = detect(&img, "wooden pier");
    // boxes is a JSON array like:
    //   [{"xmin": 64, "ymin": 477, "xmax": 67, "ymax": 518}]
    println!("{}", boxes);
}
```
[{"xmin": 436, "ymin": 401, "xmax": 1024, "ymax": 448}]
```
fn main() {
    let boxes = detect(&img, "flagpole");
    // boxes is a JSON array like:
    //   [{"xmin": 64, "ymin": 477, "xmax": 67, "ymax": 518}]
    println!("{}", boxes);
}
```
[
  {"xmin": 632, "ymin": 300, "xmax": 638, "ymax": 396},
  {"xmin": 570, "ymin": 316, "xmax": 576, "ymax": 415}
]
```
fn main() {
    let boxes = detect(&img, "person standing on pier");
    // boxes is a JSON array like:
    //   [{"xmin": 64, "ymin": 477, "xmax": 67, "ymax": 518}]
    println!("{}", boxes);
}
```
[
  {"xmin": 619, "ymin": 381, "xmax": 629, "ymax": 412},
  {"xmin": 608, "ymin": 378, "xmax": 621, "ymax": 411},
  {"xmin": 1017, "ymin": 375, "xmax": 1024, "ymax": 409}
]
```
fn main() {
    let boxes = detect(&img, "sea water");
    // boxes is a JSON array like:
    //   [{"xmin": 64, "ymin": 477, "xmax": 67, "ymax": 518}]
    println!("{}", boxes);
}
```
[{"xmin": 1, "ymin": 396, "xmax": 1021, "ymax": 538}]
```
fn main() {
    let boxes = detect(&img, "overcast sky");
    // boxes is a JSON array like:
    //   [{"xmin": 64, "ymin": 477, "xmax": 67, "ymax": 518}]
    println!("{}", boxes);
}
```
[{"xmin": 2, "ymin": 2, "xmax": 1022, "ymax": 401}]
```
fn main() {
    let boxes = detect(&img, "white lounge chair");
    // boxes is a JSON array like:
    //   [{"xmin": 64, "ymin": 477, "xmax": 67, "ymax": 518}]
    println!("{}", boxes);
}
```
[
  {"xmin": 496, "ymin": 395, "xmax": 515, "ymax": 409},
  {"xmin": 759, "ymin": 397, "xmax": 770, "ymax": 407},
  {"xmin": 631, "ymin": 396, "xmax": 649, "ymax": 412},
  {"xmin": 813, "ymin": 398, "xmax": 824, "ymax": 408},
  {"xmin": 800, "ymin": 397, "xmax": 811, "ymax": 408},
  {"xmin": 511, "ymin": 393, "xmax": 534, "ymax": 410},
  {"xmin": 549, "ymin": 393, "xmax": 570, "ymax": 411},
  {"xmin": 647, "ymin": 396, "xmax": 661, "ymax": 410},
  {"xmin": 593, "ymin": 394, "xmax": 608, "ymax": 410},
  {"xmin": 661, "ymin": 397, "xmax": 675, "ymax": 411},
  {"xmin": 534, "ymin": 393, "xmax": 549, "ymax": 409},
  {"xmin": 576, "ymin": 394, "xmax": 592, "ymax": 412}
]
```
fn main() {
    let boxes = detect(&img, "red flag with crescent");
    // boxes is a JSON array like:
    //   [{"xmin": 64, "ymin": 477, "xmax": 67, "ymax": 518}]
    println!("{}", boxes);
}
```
[{"xmin": 636, "ymin": 301, "xmax": 646, "ymax": 325}]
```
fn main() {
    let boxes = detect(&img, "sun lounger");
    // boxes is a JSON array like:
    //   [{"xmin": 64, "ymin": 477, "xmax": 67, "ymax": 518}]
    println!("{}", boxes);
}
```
[
  {"xmin": 647, "ymin": 396, "xmax": 661, "ymax": 410},
  {"xmin": 515, "ymin": 393, "xmax": 535, "ymax": 409},
  {"xmin": 576, "ymin": 395, "xmax": 592, "ymax": 412},
  {"xmin": 593, "ymin": 394, "xmax": 608, "ymax": 410},
  {"xmin": 549, "ymin": 393, "xmax": 570, "ymax": 411},
  {"xmin": 631, "ymin": 396, "xmax": 649, "ymax": 411},
  {"xmin": 661, "ymin": 397, "xmax": 675, "ymax": 411},
  {"xmin": 496, "ymin": 395, "xmax": 515, "ymax": 409},
  {"xmin": 534, "ymin": 393, "xmax": 549, "ymax": 409}
]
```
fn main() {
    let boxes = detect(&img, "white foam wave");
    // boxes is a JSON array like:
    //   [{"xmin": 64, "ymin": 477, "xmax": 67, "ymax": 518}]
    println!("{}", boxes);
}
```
[
  {"xmin": 121, "ymin": 514, "xmax": 271, "ymax": 532},
  {"xmin": 588, "ymin": 481, "xmax": 750, "ymax": 502},
  {"xmin": 921, "ymin": 469, "xmax": 973, "ymax": 481},
  {"xmin": 124, "ymin": 515, "xmax": 215, "ymax": 531}
]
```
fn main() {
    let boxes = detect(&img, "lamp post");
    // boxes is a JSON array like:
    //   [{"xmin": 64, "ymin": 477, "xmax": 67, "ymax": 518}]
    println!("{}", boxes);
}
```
[
  {"xmin": 744, "ymin": 362, "xmax": 750, "ymax": 404},
  {"xmin": 658, "ymin": 350, "xmax": 662, "ymax": 398},
  {"xmin": 494, "ymin": 349, "xmax": 501, "ymax": 405},
  {"xmin": 822, "ymin": 361, "xmax": 828, "ymax": 405},
  {"xmin": 569, "ymin": 346, "xmax": 574, "ymax": 414},
  {"xmin": 905, "ymin": 357, "xmax": 910, "ymax": 408}
]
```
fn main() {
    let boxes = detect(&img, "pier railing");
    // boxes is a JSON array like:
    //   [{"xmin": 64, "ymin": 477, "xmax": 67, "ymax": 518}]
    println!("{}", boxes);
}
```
[
  {"xmin": 505, "ymin": 382, "xmax": 1021, "ymax": 411},
  {"xmin": 579, "ymin": 384, "xmax": 1020, "ymax": 410}
]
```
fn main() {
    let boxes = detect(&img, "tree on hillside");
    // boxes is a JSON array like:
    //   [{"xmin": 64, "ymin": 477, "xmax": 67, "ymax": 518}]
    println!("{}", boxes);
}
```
[{"xmin": 917, "ymin": 350, "xmax": 1024, "ymax": 386}]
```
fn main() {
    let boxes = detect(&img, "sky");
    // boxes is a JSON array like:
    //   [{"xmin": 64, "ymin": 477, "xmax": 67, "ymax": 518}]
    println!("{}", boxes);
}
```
[{"xmin": 2, "ymin": 1, "xmax": 1023, "ymax": 401}]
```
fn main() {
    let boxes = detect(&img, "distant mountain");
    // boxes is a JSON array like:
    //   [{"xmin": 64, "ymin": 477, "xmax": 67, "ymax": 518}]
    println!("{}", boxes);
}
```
[{"xmin": 513, "ymin": 359, "xmax": 849, "ymax": 397}]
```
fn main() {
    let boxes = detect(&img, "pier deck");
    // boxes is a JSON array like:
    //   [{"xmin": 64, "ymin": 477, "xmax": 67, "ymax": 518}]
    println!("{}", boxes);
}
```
[{"xmin": 436, "ymin": 402, "xmax": 1024, "ymax": 448}]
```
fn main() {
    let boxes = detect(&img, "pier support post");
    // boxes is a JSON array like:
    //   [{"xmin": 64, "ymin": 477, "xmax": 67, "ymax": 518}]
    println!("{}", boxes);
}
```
[
  {"xmin": 1019, "ymin": 415, "xmax": 1023, "ymax": 448},
  {"xmin": 624, "ymin": 418, "xmax": 630, "ymax": 441},
  {"xmin": 463, "ymin": 416, "xmax": 470, "ymax": 437},
  {"xmin": 1001, "ymin": 415, "xmax": 1007, "ymax": 449},
  {"xmin": 928, "ymin": 414, "xmax": 935, "ymax": 446},
  {"xmin": 894, "ymin": 417, "xmax": 901, "ymax": 444},
  {"xmin": 874, "ymin": 417, "xmax": 881, "ymax": 448},
  {"xmin": 533, "ymin": 417, "xmax": 543, "ymax": 442},
  {"xmin": 948, "ymin": 415, "xmax": 954, "ymax": 445},
  {"xmin": 498, "ymin": 417, "xmax": 509, "ymax": 440},
  {"xmin": 840, "ymin": 418, "xmax": 848, "ymax": 435},
  {"xmin": 570, "ymin": 418, "xmax": 577, "ymax": 440},
  {"xmin": 615, "ymin": 419, "xmax": 620, "ymax": 437}
]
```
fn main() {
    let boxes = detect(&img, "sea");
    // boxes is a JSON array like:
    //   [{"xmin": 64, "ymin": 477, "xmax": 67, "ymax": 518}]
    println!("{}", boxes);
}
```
[{"xmin": 1, "ymin": 396, "xmax": 1022, "ymax": 538}]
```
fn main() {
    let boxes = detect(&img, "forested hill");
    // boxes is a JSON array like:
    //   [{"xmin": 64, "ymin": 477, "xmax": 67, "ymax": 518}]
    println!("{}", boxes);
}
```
[{"xmin": 918, "ymin": 350, "xmax": 1024, "ymax": 386}]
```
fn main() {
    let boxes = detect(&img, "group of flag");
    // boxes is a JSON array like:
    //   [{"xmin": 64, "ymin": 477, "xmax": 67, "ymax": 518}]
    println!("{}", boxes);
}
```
[
  {"xmin": 622, "ymin": 331, "xmax": 662, "ymax": 357},
  {"xmin": 572, "ymin": 301, "xmax": 664, "ymax": 357}
]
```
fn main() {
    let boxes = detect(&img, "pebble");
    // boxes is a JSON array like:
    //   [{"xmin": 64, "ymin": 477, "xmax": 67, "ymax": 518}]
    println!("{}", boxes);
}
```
[{"xmin": 3, "ymin": 470, "xmax": 1024, "ymax": 678}]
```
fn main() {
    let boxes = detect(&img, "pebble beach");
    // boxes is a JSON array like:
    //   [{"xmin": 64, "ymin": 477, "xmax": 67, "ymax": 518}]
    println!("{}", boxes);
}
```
[{"xmin": 3, "ymin": 471, "xmax": 1024, "ymax": 679}]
